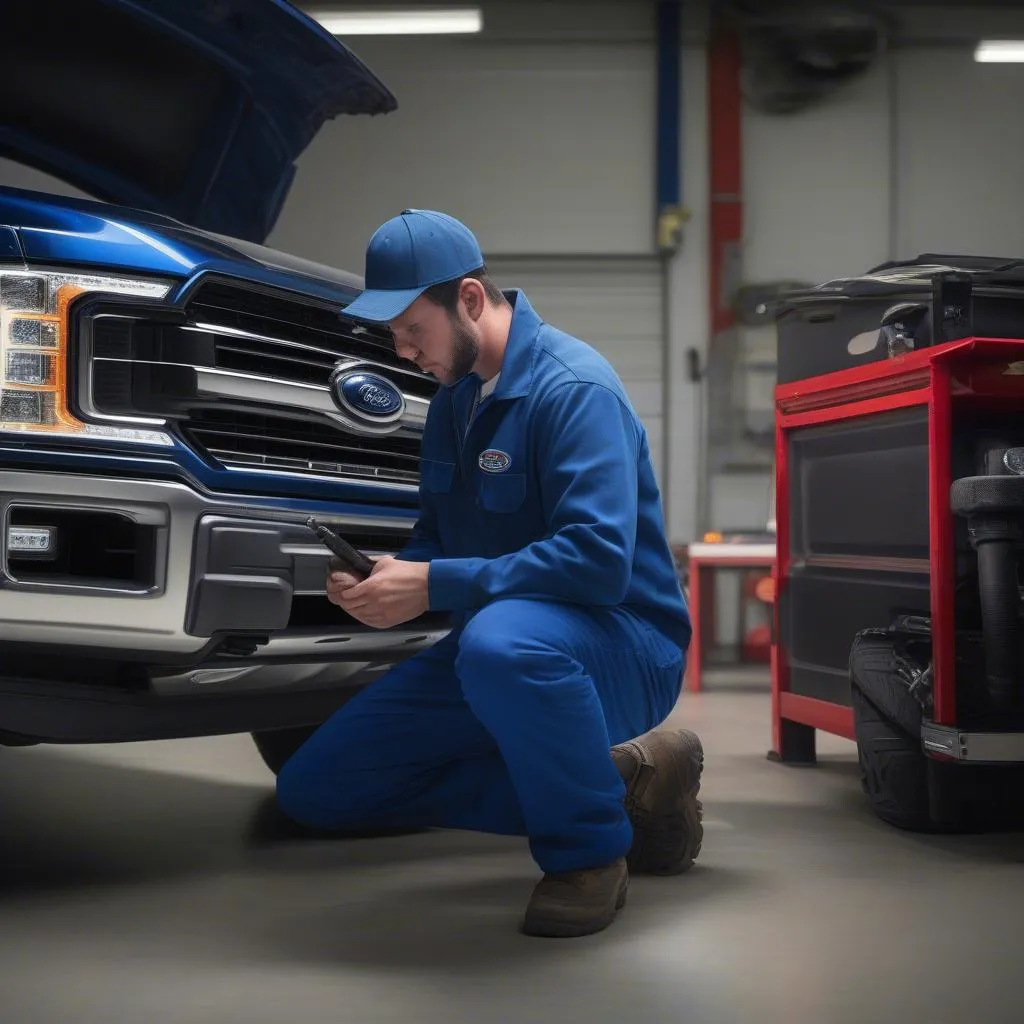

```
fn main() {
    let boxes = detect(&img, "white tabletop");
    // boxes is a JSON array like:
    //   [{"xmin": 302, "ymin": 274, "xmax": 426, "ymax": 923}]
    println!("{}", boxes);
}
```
[{"xmin": 686, "ymin": 542, "xmax": 777, "ymax": 560}]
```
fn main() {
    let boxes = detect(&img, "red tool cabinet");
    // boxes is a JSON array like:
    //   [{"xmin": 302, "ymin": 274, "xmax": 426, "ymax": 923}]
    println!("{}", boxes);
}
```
[{"xmin": 770, "ymin": 335, "xmax": 1024, "ymax": 767}]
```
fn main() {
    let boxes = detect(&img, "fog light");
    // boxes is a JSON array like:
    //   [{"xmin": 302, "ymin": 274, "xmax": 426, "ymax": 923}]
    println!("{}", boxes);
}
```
[{"xmin": 7, "ymin": 525, "xmax": 56, "ymax": 557}]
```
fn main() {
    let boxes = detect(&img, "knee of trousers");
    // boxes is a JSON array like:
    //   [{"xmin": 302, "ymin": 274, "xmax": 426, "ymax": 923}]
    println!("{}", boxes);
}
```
[
  {"xmin": 275, "ymin": 749, "xmax": 363, "ymax": 829},
  {"xmin": 455, "ymin": 609, "xmax": 576, "ymax": 696},
  {"xmin": 275, "ymin": 755, "xmax": 323, "ymax": 827}
]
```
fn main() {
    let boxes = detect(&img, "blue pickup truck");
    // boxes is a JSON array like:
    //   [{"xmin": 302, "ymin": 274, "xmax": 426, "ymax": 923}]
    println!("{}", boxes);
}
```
[{"xmin": 0, "ymin": 0, "xmax": 446, "ymax": 773}]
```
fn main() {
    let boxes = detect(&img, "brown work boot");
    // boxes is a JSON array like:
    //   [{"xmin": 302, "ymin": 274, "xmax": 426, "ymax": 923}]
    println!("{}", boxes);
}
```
[
  {"xmin": 612, "ymin": 727, "xmax": 704, "ymax": 875},
  {"xmin": 521, "ymin": 857, "xmax": 629, "ymax": 938}
]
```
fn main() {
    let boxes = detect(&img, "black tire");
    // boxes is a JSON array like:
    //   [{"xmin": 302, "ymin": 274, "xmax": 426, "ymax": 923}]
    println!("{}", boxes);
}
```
[
  {"xmin": 849, "ymin": 632, "xmax": 969, "ymax": 833},
  {"xmin": 252, "ymin": 725, "xmax": 320, "ymax": 775},
  {"xmin": 850, "ymin": 683, "xmax": 934, "ymax": 831},
  {"xmin": 251, "ymin": 686, "xmax": 365, "ymax": 776}
]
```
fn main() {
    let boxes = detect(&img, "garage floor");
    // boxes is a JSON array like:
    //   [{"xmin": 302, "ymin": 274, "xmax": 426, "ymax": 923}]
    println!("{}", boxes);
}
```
[{"xmin": 3, "ymin": 677, "xmax": 1023, "ymax": 1024}]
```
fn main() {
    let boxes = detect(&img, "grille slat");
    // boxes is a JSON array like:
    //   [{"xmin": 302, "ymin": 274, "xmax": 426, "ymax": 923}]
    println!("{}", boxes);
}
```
[
  {"xmin": 189, "ymin": 282, "xmax": 425, "ymax": 381},
  {"xmin": 176, "ymin": 282, "xmax": 436, "ymax": 486},
  {"xmin": 206, "ymin": 450, "xmax": 418, "ymax": 483},
  {"xmin": 191, "ymin": 422, "xmax": 421, "ymax": 466},
  {"xmin": 215, "ymin": 342, "xmax": 335, "ymax": 385},
  {"xmin": 183, "ymin": 409, "xmax": 422, "ymax": 485}
]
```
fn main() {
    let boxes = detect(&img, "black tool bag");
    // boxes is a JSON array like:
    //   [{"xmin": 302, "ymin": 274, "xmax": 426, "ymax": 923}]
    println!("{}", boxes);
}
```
[
  {"xmin": 776, "ymin": 254, "xmax": 1024, "ymax": 384},
  {"xmin": 849, "ymin": 611, "xmax": 995, "ymax": 736}
]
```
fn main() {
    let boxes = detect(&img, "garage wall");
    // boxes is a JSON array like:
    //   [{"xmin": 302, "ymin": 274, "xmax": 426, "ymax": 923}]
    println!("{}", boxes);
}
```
[
  {"xmin": 744, "ymin": 49, "xmax": 1024, "ymax": 288},
  {"xmin": 667, "ymin": 44, "xmax": 709, "ymax": 544},
  {"xmin": 268, "ymin": 4, "xmax": 661, "ymax": 269},
  {"xmin": 741, "ymin": 60, "xmax": 892, "ymax": 288},
  {"xmin": 894, "ymin": 49, "xmax": 1024, "ymax": 258}
]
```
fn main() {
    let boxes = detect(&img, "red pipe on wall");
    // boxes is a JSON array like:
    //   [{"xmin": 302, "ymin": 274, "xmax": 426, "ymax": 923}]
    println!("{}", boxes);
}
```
[{"xmin": 708, "ymin": 28, "xmax": 743, "ymax": 337}]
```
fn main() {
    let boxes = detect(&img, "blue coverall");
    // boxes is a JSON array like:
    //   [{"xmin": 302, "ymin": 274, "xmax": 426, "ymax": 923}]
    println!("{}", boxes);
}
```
[{"xmin": 277, "ymin": 291, "xmax": 692, "ymax": 874}]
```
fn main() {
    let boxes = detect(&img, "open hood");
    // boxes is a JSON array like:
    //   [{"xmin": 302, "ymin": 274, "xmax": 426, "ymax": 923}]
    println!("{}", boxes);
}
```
[{"xmin": 0, "ymin": 0, "xmax": 396, "ymax": 244}]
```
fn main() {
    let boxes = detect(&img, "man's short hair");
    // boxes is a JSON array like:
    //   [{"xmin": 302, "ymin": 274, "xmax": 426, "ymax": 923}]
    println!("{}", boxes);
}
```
[{"xmin": 422, "ymin": 267, "xmax": 507, "ymax": 315}]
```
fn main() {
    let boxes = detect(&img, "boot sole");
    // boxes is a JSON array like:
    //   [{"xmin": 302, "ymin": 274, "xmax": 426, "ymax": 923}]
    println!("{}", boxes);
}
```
[
  {"xmin": 627, "ymin": 729, "xmax": 705, "ymax": 876},
  {"xmin": 520, "ymin": 876, "xmax": 629, "ymax": 939}
]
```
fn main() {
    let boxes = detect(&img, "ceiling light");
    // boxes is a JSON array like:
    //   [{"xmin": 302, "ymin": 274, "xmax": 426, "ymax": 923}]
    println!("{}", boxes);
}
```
[
  {"xmin": 975, "ymin": 40, "xmax": 1024, "ymax": 63},
  {"xmin": 308, "ymin": 7, "xmax": 483, "ymax": 36}
]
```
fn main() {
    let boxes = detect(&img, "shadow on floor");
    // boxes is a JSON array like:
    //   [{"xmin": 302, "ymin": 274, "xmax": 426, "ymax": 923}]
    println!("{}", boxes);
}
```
[
  {"xmin": 0, "ymin": 749, "xmax": 515, "ymax": 898},
  {"xmin": 0, "ymin": 745, "xmax": 766, "ymax": 972}
]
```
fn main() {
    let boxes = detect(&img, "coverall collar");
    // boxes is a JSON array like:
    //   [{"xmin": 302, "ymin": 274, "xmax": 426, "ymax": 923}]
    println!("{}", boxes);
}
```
[
  {"xmin": 450, "ymin": 289, "xmax": 540, "ymax": 402},
  {"xmin": 493, "ymin": 288, "xmax": 542, "ymax": 400}
]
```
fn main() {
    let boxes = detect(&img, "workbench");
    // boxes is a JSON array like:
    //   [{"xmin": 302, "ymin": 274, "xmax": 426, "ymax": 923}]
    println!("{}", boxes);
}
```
[{"xmin": 683, "ymin": 539, "xmax": 776, "ymax": 692}]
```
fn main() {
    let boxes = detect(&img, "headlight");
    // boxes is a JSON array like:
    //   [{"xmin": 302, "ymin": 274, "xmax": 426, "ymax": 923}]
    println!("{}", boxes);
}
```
[{"xmin": 0, "ymin": 269, "xmax": 175, "ymax": 445}]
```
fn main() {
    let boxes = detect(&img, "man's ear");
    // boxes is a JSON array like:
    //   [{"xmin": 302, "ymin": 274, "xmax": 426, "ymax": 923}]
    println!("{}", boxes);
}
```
[{"xmin": 460, "ymin": 278, "xmax": 487, "ymax": 322}]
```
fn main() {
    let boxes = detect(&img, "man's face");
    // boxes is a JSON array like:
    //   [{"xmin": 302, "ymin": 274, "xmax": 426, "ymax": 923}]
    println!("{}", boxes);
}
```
[{"xmin": 389, "ymin": 293, "xmax": 479, "ymax": 386}]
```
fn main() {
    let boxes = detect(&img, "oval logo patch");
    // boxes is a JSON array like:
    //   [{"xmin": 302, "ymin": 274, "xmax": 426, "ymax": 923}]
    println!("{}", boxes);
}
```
[{"xmin": 478, "ymin": 449, "xmax": 511, "ymax": 473}]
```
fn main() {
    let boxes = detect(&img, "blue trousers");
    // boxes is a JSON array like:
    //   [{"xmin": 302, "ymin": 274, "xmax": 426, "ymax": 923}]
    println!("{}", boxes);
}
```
[{"xmin": 276, "ymin": 598, "xmax": 685, "ymax": 874}]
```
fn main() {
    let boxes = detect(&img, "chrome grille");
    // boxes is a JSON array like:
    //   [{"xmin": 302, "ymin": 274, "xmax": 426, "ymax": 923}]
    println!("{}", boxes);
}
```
[
  {"xmin": 183, "ymin": 409, "xmax": 422, "ymax": 484},
  {"xmin": 160, "ymin": 281, "xmax": 436, "ymax": 486},
  {"xmin": 188, "ymin": 281, "xmax": 435, "ymax": 397}
]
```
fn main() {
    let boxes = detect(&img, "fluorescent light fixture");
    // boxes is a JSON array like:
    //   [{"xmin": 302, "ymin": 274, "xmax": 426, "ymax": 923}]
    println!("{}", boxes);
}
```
[
  {"xmin": 309, "ymin": 7, "xmax": 483, "ymax": 36},
  {"xmin": 975, "ymin": 40, "xmax": 1024, "ymax": 62}
]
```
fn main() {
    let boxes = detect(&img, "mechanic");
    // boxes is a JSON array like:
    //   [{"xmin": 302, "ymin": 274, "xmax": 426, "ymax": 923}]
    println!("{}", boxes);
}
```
[{"xmin": 276, "ymin": 209, "xmax": 703, "ymax": 938}]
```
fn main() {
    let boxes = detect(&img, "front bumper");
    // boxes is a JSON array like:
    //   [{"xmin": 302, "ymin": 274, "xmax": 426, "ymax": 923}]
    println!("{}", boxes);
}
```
[
  {"xmin": 0, "ymin": 466, "xmax": 448, "ymax": 673},
  {"xmin": 0, "ymin": 466, "xmax": 449, "ymax": 742}
]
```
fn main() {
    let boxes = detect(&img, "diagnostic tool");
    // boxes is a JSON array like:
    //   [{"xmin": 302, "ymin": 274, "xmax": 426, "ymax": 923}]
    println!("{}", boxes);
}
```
[{"xmin": 306, "ymin": 517, "xmax": 376, "ymax": 580}]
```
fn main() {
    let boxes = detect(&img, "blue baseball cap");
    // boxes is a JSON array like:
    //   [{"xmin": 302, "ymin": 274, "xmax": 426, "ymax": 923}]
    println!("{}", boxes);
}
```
[{"xmin": 342, "ymin": 209, "xmax": 485, "ymax": 323}]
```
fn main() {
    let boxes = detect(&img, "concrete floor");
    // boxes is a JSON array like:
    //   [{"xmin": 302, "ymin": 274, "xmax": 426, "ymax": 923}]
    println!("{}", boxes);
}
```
[{"xmin": 2, "ymin": 676, "xmax": 1023, "ymax": 1024}]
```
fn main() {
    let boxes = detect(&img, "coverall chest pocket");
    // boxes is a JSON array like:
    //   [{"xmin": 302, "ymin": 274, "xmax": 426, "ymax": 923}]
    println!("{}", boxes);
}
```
[
  {"xmin": 421, "ymin": 459, "xmax": 455, "ymax": 494},
  {"xmin": 420, "ymin": 459, "xmax": 458, "ymax": 550},
  {"xmin": 477, "ymin": 473, "xmax": 526, "ymax": 514}
]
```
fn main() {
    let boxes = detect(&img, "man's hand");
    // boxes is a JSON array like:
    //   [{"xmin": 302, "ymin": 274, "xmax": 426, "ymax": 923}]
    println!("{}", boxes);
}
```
[{"xmin": 325, "ymin": 556, "xmax": 430, "ymax": 629}]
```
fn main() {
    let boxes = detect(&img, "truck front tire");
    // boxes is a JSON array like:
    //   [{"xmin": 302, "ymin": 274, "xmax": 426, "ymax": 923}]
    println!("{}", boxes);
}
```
[
  {"xmin": 252, "ymin": 725, "xmax": 320, "ymax": 775},
  {"xmin": 251, "ymin": 686, "xmax": 366, "ymax": 775}
]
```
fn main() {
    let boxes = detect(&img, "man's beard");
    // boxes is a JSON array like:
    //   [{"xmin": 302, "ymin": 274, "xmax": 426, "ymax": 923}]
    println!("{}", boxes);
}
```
[{"xmin": 447, "ymin": 312, "xmax": 479, "ymax": 383}]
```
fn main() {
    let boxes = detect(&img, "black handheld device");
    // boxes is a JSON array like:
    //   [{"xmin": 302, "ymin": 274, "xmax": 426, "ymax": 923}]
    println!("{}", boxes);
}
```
[{"xmin": 306, "ymin": 517, "xmax": 376, "ymax": 580}]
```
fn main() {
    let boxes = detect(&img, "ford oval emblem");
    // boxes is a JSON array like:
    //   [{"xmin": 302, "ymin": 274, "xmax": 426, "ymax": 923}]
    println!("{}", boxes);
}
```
[{"xmin": 332, "ymin": 370, "xmax": 405, "ymax": 422}]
